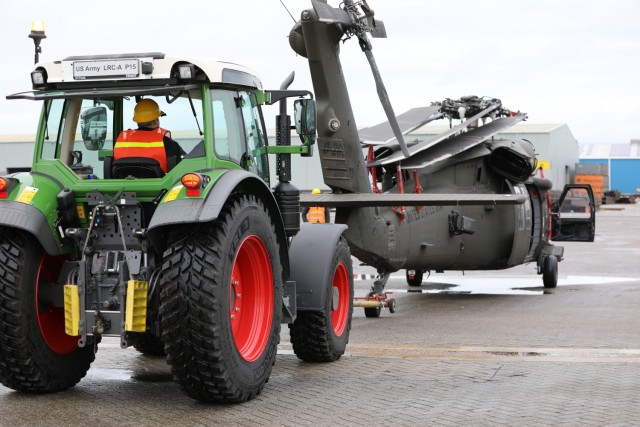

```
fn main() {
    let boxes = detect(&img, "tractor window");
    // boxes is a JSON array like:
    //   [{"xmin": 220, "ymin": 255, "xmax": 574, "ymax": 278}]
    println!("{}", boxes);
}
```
[
  {"xmin": 38, "ymin": 92, "xmax": 204, "ymax": 179},
  {"xmin": 121, "ymin": 93, "xmax": 203, "ymax": 158},
  {"xmin": 211, "ymin": 89, "xmax": 244, "ymax": 165},
  {"xmin": 70, "ymin": 99, "xmax": 115, "ymax": 178},
  {"xmin": 239, "ymin": 91, "xmax": 269, "ymax": 182},
  {"xmin": 41, "ymin": 99, "xmax": 66, "ymax": 160}
]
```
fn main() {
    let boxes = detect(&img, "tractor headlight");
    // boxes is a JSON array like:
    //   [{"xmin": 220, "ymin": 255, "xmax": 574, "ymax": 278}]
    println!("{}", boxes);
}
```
[
  {"xmin": 31, "ymin": 70, "xmax": 46, "ymax": 88},
  {"xmin": 177, "ymin": 64, "xmax": 195, "ymax": 81}
]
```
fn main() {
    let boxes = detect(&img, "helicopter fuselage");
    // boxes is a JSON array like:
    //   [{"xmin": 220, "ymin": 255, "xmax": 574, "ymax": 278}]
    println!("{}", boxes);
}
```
[{"xmin": 292, "ymin": 1, "xmax": 569, "ymax": 287}]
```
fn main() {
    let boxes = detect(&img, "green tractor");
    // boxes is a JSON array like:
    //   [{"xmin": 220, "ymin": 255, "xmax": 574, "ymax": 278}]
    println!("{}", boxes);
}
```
[{"xmin": 0, "ymin": 53, "xmax": 354, "ymax": 402}]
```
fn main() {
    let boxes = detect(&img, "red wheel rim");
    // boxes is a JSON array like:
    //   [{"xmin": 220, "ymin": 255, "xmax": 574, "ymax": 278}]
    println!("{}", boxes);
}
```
[
  {"xmin": 35, "ymin": 253, "xmax": 78, "ymax": 355},
  {"xmin": 229, "ymin": 235, "xmax": 274, "ymax": 362},
  {"xmin": 331, "ymin": 261, "xmax": 349, "ymax": 336}
]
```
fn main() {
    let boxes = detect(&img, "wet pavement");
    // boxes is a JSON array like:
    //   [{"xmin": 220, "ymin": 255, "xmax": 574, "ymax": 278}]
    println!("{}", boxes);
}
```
[{"xmin": 1, "ymin": 203, "xmax": 640, "ymax": 425}]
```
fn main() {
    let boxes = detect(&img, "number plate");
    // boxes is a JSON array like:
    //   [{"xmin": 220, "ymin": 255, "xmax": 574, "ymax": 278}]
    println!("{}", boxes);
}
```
[{"xmin": 73, "ymin": 59, "xmax": 140, "ymax": 80}]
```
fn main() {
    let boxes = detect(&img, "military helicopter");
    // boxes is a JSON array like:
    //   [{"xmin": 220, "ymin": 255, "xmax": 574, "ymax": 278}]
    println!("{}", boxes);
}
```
[{"xmin": 289, "ymin": 0, "xmax": 596, "ymax": 316}]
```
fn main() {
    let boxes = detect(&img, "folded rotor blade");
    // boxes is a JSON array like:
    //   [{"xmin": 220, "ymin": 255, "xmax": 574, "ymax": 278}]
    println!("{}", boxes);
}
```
[
  {"xmin": 400, "ymin": 113, "xmax": 527, "ymax": 170},
  {"xmin": 368, "ymin": 101, "xmax": 503, "ymax": 167},
  {"xmin": 300, "ymin": 192, "xmax": 527, "ymax": 207},
  {"xmin": 364, "ymin": 49, "xmax": 410, "ymax": 158},
  {"xmin": 359, "ymin": 105, "xmax": 442, "ymax": 145}
]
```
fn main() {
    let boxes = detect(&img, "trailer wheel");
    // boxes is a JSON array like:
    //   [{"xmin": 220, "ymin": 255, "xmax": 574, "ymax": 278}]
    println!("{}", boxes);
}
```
[
  {"xmin": 290, "ymin": 237, "xmax": 353, "ymax": 362},
  {"xmin": 0, "ymin": 228, "xmax": 95, "ymax": 392},
  {"xmin": 133, "ymin": 332, "xmax": 165, "ymax": 356},
  {"xmin": 160, "ymin": 194, "xmax": 282, "ymax": 403},
  {"xmin": 364, "ymin": 306, "xmax": 382, "ymax": 318},
  {"xmin": 406, "ymin": 270, "xmax": 424, "ymax": 287},
  {"xmin": 542, "ymin": 255, "xmax": 558, "ymax": 288}
]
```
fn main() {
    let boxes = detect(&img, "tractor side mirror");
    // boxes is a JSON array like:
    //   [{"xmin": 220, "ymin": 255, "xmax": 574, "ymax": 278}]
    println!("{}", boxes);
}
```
[
  {"xmin": 80, "ymin": 106, "xmax": 108, "ymax": 151},
  {"xmin": 294, "ymin": 99, "xmax": 316, "ymax": 146}
]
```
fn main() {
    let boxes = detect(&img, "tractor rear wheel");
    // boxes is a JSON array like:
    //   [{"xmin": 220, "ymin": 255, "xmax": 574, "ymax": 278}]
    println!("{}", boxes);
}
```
[
  {"xmin": 0, "ymin": 228, "xmax": 95, "ymax": 392},
  {"xmin": 160, "ymin": 194, "xmax": 282, "ymax": 403},
  {"xmin": 289, "ymin": 237, "xmax": 353, "ymax": 362}
]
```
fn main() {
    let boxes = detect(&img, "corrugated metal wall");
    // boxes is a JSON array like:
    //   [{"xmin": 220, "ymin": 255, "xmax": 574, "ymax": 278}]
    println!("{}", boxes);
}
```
[{"xmin": 579, "ymin": 158, "xmax": 640, "ymax": 194}]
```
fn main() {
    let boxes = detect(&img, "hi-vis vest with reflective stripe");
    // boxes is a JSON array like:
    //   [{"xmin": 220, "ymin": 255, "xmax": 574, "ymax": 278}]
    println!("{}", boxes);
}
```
[
  {"xmin": 307, "ymin": 206, "xmax": 327, "ymax": 223},
  {"xmin": 115, "ymin": 128, "xmax": 168, "ymax": 172}
]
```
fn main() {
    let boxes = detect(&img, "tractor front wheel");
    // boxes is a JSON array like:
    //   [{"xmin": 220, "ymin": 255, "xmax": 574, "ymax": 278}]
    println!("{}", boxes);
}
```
[
  {"xmin": 160, "ymin": 194, "xmax": 282, "ymax": 403},
  {"xmin": 290, "ymin": 237, "xmax": 353, "ymax": 362},
  {"xmin": 0, "ymin": 228, "xmax": 95, "ymax": 392},
  {"xmin": 133, "ymin": 332, "xmax": 165, "ymax": 356}
]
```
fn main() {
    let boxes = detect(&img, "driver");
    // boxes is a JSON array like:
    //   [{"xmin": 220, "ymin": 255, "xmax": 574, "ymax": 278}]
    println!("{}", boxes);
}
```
[{"xmin": 114, "ymin": 99, "xmax": 185, "ymax": 173}]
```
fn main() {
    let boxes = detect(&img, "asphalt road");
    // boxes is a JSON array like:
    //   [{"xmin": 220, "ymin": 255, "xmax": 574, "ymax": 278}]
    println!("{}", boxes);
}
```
[{"xmin": 1, "ymin": 203, "xmax": 639, "ymax": 426}]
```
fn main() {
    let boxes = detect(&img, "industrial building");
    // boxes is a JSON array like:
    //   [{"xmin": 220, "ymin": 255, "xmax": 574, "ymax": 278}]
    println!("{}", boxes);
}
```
[
  {"xmin": 0, "ymin": 135, "xmax": 34, "ymax": 174},
  {"xmin": 579, "ymin": 141, "xmax": 640, "ymax": 194}
]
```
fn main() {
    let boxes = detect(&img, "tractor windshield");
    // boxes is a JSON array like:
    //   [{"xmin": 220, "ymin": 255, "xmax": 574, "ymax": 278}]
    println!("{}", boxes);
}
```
[{"xmin": 40, "ymin": 90, "xmax": 204, "ymax": 179}]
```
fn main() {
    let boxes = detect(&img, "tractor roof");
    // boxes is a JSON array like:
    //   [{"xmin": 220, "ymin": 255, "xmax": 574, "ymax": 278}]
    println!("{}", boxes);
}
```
[{"xmin": 17, "ymin": 52, "xmax": 262, "ymax": 95}]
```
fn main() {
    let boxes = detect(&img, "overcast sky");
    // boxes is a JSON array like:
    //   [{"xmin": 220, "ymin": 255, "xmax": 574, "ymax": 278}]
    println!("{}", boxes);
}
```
[{"xmin": 1, "ymin": 0, "xmax": 638, "ymax": 144}]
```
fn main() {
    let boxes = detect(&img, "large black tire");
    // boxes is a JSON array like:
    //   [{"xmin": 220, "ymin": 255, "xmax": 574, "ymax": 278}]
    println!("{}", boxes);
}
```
[
  {"xmin": 406, "ymin": 270, "xmax": 424, "ymax": 287},
  {"xmin": 133, "ymin": 332, "xmax": 165, "ymax": 356},
  {"xmin": 160, "ymin": 194, "xmax": 282, "ymax": 403},
  {"xmin": 0, "ymin": 228, "xmax": 95, "ymax": 392},
  {"xmin": 289, "ymin": 237, "xmax": 353, "ymax": 362},
  {"xmin": 542, "ymin": 255, "xmax": 558, "ymax": 288}
]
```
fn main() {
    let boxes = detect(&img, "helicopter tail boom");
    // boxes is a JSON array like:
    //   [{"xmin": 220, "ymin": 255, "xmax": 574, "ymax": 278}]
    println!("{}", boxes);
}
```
[{"xmin": 300, "ymin": 193, "xmax": 527, "ymax": 207}]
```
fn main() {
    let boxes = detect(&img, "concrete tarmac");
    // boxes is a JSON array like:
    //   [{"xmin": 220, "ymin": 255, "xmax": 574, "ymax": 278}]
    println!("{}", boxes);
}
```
[{"xmin": 1, "ymin": 203, "xmax": 639, "ymax": 426}]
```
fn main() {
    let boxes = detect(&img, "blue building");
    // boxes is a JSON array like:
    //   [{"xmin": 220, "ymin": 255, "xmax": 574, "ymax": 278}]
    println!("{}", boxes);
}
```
[{"xmin": 579, "ymin": 141, "xmax": 640, "ymax": 194}]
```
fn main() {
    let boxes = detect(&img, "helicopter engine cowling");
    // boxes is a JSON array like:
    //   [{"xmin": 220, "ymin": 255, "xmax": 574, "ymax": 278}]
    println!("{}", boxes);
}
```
[
  {"xmin": 289, "ymin": 22, "xmax": 308, "ymax": 58},
  {"xmin": 487, "ymin": 139, "xmax": 537, "ymax": 183}
]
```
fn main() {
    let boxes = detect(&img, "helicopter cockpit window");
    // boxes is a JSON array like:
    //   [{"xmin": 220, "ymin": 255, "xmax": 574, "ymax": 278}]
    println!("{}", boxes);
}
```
[{"xmin": 558, "ymin": 188, "xmax": 592, "ymax": 219}]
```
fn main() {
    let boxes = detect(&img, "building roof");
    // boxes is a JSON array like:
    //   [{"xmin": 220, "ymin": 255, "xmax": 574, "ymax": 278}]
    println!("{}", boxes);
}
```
[
  {"xmin": 579, "ymin": 142, "xmax": 640, "ymax": 159},
  {"xmin": 0, "ymin": 134, "xmax": 35, "ymax": 143}
]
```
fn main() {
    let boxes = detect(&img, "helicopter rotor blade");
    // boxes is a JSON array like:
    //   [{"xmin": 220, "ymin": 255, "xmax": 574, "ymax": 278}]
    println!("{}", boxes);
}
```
[
  {"xmin": 312, "ymin": 0, "xmax": 409, "ymax": 158},
  {"xmin": 363, "ymin": 49, "xmax": 410, "ymax": 158}
]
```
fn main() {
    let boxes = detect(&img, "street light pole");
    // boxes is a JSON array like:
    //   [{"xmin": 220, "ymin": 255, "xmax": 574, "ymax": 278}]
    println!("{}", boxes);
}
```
[{"xmin": 28, "ymin": 21, "xmax": 46, "ymax": 65}]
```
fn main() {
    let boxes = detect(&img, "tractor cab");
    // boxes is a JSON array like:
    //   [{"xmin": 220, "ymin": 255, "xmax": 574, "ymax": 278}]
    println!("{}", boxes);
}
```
[{"xmin": 8, "ymin": 53, "xmax": 273, "ymax": 185}]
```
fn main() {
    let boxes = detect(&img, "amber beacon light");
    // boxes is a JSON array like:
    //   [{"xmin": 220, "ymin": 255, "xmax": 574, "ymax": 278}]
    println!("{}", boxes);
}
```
[{"xmin": 28, "ymin": 20, "xmax": 46, "ymax": 64}]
